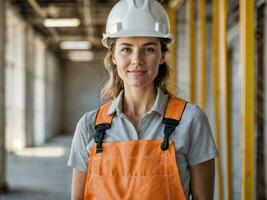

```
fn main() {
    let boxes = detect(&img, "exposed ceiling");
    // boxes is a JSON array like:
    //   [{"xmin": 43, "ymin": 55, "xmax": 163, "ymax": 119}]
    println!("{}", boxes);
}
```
[
  {"xmin": 8, "ymin": 0, "xmax": 171, "ymax": 60},
  {"xmin": 8, "ymin": 0, "xmax": 118, "ymax": 54}
]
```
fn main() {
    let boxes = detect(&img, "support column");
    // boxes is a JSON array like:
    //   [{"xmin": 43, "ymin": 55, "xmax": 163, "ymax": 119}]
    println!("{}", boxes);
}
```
[
  {"xmin": 0, "ymin": 0, "xmax": 8, "ymax": 192},
  {"xmin": 240, "ymin": 1, "xmax": 255, "ymax": 200},
  {"xmin": 240, "ymin": 1, "xmax": 255, "ymax": 199},
  {"xmin": 187, "ymin": 0, "xmax": 196, "ymax": 103},
  {"xmin": 212, "ymin": 0, "xmax": 224, "ymax": 199},
  {"xmin": 25, "ymin": 27, "xmax": 35, "ymax": 147},
  {"xmin": 219, "ymin": 0, "xmax": 233, "ymax": 199}
]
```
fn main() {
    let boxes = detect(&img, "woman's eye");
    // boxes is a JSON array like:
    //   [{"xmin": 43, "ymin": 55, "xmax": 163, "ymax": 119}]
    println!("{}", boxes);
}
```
[
  {"xmin": 144, "ymin": 48, "xmax": 155, "ymax": 53},
  {"xmin": 120, "ymin": 47, "xmax": 131, "ymax": 53}
]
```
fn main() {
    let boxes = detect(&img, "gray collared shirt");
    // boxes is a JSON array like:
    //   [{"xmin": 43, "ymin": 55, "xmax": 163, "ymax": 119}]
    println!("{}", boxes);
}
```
[{"xmin": 68, "ymin": 89, "xmax": 218, "ymax": 199}]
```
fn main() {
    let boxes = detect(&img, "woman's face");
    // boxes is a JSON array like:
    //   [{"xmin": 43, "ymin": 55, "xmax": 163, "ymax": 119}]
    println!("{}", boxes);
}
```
[{"xmin": 113, "ymin": 37, "xmax": 165, "ymax": 89}]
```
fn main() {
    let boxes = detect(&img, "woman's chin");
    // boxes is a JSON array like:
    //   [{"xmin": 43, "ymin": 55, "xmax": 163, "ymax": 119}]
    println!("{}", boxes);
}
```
[{"xmin": 124, "ymin": 80, "xmax": 154, "ymax": 89}]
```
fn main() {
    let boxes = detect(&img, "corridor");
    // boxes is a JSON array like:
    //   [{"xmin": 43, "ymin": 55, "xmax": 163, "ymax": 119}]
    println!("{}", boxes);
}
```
[
  {"xmin": 0, "ymin": 0, "xmax": 266, "ymax": 199},
  {"xmin": 1, "ymin": 136, "xmax": 72, "ymax": 200}
]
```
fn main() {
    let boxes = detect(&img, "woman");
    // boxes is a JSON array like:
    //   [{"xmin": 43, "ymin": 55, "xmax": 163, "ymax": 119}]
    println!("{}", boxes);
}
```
[{"xmin": 68, "ymin": 0, "xmax": 218, "ymax": 199}]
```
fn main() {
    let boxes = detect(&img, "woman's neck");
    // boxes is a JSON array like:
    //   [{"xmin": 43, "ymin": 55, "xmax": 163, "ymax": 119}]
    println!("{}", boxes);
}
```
[{"xmin": 123, "ymin": 86, "xmax": 157, "ymax": 118}]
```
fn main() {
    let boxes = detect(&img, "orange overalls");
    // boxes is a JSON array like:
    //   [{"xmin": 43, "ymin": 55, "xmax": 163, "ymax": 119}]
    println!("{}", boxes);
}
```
[{"xmin": 84, "ymin": 96, "xmax": 187, "ymax": 200}]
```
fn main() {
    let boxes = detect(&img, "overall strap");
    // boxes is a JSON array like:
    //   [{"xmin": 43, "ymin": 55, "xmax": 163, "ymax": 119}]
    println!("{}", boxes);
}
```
[
  {"xmin": 94, "ymin": 102, "xmax": 113, "ymax": 153},
  {"xmin": 161, "ymin": 96, "xmax": 187, "ymax": 151}
]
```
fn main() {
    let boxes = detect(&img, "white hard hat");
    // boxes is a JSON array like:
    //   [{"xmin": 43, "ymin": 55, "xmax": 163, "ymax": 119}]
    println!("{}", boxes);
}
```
[{"xmin": 102, "ymin": 0, "xmax": 173, "ymax": 47}]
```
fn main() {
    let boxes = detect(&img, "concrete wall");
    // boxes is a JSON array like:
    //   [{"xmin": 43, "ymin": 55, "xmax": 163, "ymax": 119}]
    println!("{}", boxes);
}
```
[
  {"xmin": 25, "ymin": 27, "xmax": 35, "ymax": 146},
  {"xmin": 45, "ymin": 51, "xmax": 63, "ymax": 140},
  {"xmin": 5, "ymin": 8, "xmax": 27, "ymax": 151},
  {"xmin": 5, "ymin": 7, "xmax": 63, "ymax": 150},
  {"xmin": 63, "ymin": 59, "xmax": 106, "ymax": 134},
  {"xmin": 228, "ymin": 24, "xmax": 241, "ymax": 200},
  {"xmin": 0, "ymin": 0, "xmax": 6, "ymax": 189},
  {"xmin": 176, "ymin": 3, "xmax": 189, "ymax": 100},
  {"xmin": 33, "ymin": 37, "xmax": 46, "ymax": 145}
]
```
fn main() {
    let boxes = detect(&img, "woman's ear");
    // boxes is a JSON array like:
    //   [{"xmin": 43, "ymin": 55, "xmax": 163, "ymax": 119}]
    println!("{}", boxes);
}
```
[
  {"xmin": 112, "ymin": 56, "xmax": 116, "ymax": 65},
  {"xmin": 160, "ymin": 53, "xmax": 166, "ymax": 65}
]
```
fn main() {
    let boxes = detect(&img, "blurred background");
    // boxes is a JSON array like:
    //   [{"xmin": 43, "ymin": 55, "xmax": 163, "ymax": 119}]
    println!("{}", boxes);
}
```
[{"xmin": 0, "ymin": 0, "xmax": 265, "ymax": 199}]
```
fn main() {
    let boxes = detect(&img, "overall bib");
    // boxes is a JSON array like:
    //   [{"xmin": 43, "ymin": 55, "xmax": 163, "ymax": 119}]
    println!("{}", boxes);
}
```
[{"xmin": 84, "ymin": 96, "xmax": 187, "ymax": 200}]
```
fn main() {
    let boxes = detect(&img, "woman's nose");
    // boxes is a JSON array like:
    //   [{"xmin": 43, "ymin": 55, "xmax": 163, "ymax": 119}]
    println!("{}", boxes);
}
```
[{"xmin": 131, "ymin": 51, "xmax": 144, "ymax": 66}]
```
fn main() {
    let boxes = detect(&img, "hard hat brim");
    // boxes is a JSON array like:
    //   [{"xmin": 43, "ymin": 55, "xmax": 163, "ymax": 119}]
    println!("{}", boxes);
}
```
[{"xmin": 102, "ymin": 31, "xmax": 174, "ymax": 48}]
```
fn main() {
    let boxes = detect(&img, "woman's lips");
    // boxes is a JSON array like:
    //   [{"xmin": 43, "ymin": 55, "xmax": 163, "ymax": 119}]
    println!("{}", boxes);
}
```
[{"xmin": 128, "ymin": 70, "xmax": 147, "ymax": 76}]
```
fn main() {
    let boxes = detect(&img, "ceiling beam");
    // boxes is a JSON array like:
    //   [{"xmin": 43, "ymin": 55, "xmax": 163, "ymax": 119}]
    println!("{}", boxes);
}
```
[
  {"xmin": 82, "ymin": 0, "xmax": 97, "ymax": 45},
  {"xmin": 26, "ymin": 0, "xmax": 60, "ymax": 42}
]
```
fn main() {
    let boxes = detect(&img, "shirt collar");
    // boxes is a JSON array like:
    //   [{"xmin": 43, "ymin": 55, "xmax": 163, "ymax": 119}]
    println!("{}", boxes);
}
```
[
  {"xmin": 106, "ymin": 90, "xmax": 124, "ymax": 115},
  {"xmin": 150, "ymin": 88, "xmax": 169, "ymax": 116},
  {"xmin": 106, "ymin": 88, "xmax": 169, "ymax": 116}
]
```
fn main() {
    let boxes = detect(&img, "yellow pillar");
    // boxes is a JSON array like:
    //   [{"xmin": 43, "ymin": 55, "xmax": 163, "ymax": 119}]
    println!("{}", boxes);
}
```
[
  {"xmin": 166, "ymin": 5, "xmax": 177, "ymax": 93},
  {"xmin": 212, "ymin": 0, "xmax": 224, "ymax": 199},
  {"xmin": 198, "ymin": 0, "xmax": 206, "ymax": 110},
  {"xmin": 219, "ymin": 0, "xmax": 233, "ymax": 199},
  {"xmin": 240, "ymin": 1, "xmax": 255, "ymax": 199},
  {"xmin": 187, "ymin": 0, "xmax": 196, "ymax": 103}
]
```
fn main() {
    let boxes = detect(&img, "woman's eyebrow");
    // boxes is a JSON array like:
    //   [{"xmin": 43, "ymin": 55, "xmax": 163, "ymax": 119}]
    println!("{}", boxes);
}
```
[
  {"xmin": 119, "ymin": 43, "xmax": 133, "ymax": 46},
  {"xmin": 118, "ymin": 42, "xmax": 158, "ymax": 46},
  {"xmin": 143, "ymin": 42, "xmax": 158, "ymax": 46}
]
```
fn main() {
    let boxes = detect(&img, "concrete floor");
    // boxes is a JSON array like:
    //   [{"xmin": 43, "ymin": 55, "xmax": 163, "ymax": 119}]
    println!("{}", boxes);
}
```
[{"xmin": 0, "ymin": 136, "xmax": 73, "ymax": 200}]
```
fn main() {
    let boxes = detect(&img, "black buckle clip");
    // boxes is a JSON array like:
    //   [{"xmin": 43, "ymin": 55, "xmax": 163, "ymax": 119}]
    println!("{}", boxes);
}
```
[
  {"xmin": 94, "ymin": 123, "xmax": 111, "ymax": 153},
  {"xmin": 161, "ymin": 118, "xmax": 179, "ymax": 151}
]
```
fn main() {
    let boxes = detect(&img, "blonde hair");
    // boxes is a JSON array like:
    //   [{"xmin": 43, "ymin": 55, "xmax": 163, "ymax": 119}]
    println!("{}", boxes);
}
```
[{"xmin": 101, "ymin": 38, "xmax": 172, "ymax": 101}]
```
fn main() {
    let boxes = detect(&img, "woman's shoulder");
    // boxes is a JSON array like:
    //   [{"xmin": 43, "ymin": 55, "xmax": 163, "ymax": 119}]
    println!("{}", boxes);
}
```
[
  {"xmin": 180, "ymin": 101, "xmax": 209, "ymax": 124},
  {"xmin": 80, "ymin": 101, "xmax": 113, "ymax": 129},
  {"xmin": 77, "ymin": 109, "xmax": 98, "ymax": 130}
]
